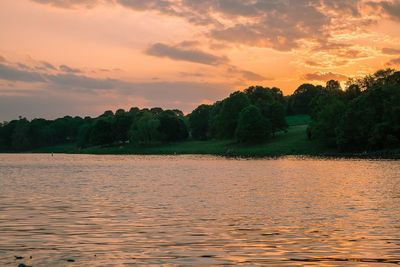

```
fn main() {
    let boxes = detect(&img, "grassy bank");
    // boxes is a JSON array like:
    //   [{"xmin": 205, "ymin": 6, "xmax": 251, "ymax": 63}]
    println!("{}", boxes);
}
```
[
  {"xmin": 28, "ymin": 123, "xmax": 322, "ymax": 155},
  {"xmin": 74, "ymin": 125, "xmax": 326, "ymax": 157},
  {"xmin": 24, "ymin": 116, "xmax": 399, "ymax": 159}
]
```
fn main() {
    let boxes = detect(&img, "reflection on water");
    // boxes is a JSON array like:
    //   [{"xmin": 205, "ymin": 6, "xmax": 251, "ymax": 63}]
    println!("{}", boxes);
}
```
[{"xmin": 0, "ymin": 154, "xmax": 399, "ymax": 266}]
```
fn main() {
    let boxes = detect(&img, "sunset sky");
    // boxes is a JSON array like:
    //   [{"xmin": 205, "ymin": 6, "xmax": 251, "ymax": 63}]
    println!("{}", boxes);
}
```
[{"xmin": 1, "ymin": 0, "xmax": 400, "ymax": 120}]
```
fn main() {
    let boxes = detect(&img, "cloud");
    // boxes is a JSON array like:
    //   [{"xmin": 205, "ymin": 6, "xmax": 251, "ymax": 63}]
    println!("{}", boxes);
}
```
[
  {"xmin": 59, "ymin": 64, "xmax": 82, "ymax": 73},
  {"xmin": 116, "ymin": 0, "xmax": 173, "ymax": 12},
  {"xmin": 46, "ymin": 73, "xmax": 116, "ymax": 89},
  {"xmin": 0, "ymin": 58, "xmax": 234, "ymax": 120},
  {"xmin": 226, "ymin": 66, "xmax": 269, "ymax": 82},
  {"xmin": 321, "ymin": 0, "xmax": 361, "ymax": 16},
  {"xmin": 305, "ymin": 60, "xmax": 325, "ymax": 67},
  {"xmin": 368, "ymin": 0, "xmax": 400, "ymax": 21},
  {"xmin": 38, "ymin": 61, "xmax": 57, "ymax": 70},
  {"xmin": 0, "ymin": 79, "xmax": 230, "ymax": 121},
  {"xmin": 31, "ymin": 0, "xmax": 109, "ymax": 9},
  {"xmin": 0, "ymin": 62, "xmax": 112, "ymax": 89},
  {"xmin": 0, "ymin": 55, "xmax": 5, "ymax": 62},
  {"xmin": 210, "ymin": 1, "xmax": 329, "ymax": 51},
  {"xmin": 0, "ymin": 90, "xmax": 122, "ymax": 121},
  {"xmin": 386, "ymin": 57, "xmax": 400, "ymax": 65},
  {"xmin": 0, "ymin": 63, "xmax": 46, "ymax": 83},
  {"xmin": 30, "ymin": 0, "xmax": 380, "ymax": 52},
  {"xmin": 304, "ymin": 72, "xmax": 348, "ymax": 82},
  {"xmin": 177, "ymin": 40, "xmax": 201, "ymax": 48},
  {"xmin": 312, "ymin": 42, "xmax": 370, "ymax": 58},
  {"xmin": 17, "ymin": 63, "xmax": 31, "ymax": 70},
  {"xmin": 382, "ymin": 47, "xmax": 400, "ymax": 55},
  {"xmin": 179, "ymin": 72, "xmax": 207, "ymax": 78},
  {"xmin": 146, "ymin": 42, "xmax": 228, "ymax": 65}
]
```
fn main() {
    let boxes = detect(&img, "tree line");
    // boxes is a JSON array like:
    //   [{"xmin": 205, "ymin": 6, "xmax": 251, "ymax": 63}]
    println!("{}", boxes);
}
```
[
  {"xmin": 0, "ymin": 68, "xmax": 399, "ymax": 153},
  {"xmin": 306, "ymin": 69, "xmax": 400, "ymax": 152}
]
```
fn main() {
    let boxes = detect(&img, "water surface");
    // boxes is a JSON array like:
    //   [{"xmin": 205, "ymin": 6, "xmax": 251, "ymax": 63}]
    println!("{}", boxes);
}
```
[{"xmin": 0, "ymin": 154, "xmax": 399, "ymax": 266}]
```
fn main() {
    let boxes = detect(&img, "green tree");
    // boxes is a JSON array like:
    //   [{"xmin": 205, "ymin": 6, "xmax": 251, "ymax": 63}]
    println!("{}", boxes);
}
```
[
  {"xmin": 244, "ymin": 86, "xmax": 287, "ymax": 134},
  {"xmin": 217, "ymin": 91, "xmax": 250, "ymax": 138},
  {"xmin": 308, "ymin": 99, "xmax": 346, "ymax": 147},
  {"xmin": 157, "ymin": 110, "xmax": 188, "ymax": 142},
  {"xmin": 11, "ymin": 118, "xmax": 31, "ymax": 151},
  {"xmin": 287, "ymin": 83, "xmax": 323, "ymax": 114},
  {"xmin": 77, "ymin": 124, "xmax": 91, "ymax": 148},
  {"xmin": 309, "ymin": 69, "xmax": 400, "ymax": 152},
  {"xmin": 89, "ymin": 117, "xmax": 114, "ymax": 145},
  {"xmin": 189, "ymin": 104, "xmax": 211, "ymax": 140},
  {"xmin": 113, "ymin": 110, "xmax": 133, "ymax": 143},
  {"xmin": 208, "ymin": 101, "xmax": 223, "ymax": 138},
  {"xmin": 129, "ymin": 112, "xmax": 162, "ymax": 144},
  {"xmin": 326, "ymin": 80, "xmax": 341, "ymax": 92},
  {"xmin": 235, "ymin": 105, "xmax": 269, "ymax": 143},
  {"xmin": 336, "ymin": 72, "xmax": 400, "ymax": 151}
]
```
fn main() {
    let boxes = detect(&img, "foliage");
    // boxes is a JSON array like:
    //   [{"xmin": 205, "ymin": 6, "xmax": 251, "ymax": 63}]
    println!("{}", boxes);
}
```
[
  {"xmin": 309, "ymin": 69, "xmax": 400, "ymax": 152},
  {"xmin": 235, "ymin": 105, "xmax": 269, "ymax": 143},
  {"xmin": 244, "ymin": 86, "xmax": 288, "ymax": 134},
  {"xmin": 157, "ymin": 110, "xmax": 188, "ymax": 142},
  {"xmin": 216, "ymin": 91, "xmax": 251, "ymax": 138},
  {"xmin": 189, "ymin": 104, "xmax": 211, "ymax": 140},
  {"xmin": 89, "ymin": 117, "xmax": 114, "ymax": 145},
  {"xmin": 1, "ymin": 68, "xmax": 399, "ymax": 155},
  {"xmin": 287, "ymin": 83, "xmax": 323, "ymax": 115},
  {"xmin": 129, "ymin": 111, "xmax": 162, "ymax": 145}
]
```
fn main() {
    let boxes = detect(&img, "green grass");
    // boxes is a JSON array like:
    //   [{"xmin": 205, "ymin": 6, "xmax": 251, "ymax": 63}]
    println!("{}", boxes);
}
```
[
  {"xmin": 29, "ymin": 143, "xmax": 77, "ymax": 153},
  {"xmin": 26, "ymin": 118, "xmax": 398, "ymax": 158},
  {"xmin": 32, "ymin": 125, "xmax": 328, "ymax": 157},
  {"xmin": 286, "ymin": 114, "xmax": 311, "ymax": 126}
]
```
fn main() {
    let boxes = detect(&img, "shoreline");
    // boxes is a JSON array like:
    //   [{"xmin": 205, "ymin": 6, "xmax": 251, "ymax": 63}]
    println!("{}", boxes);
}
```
[
  {"xmin": 2, "ymin": 125, "xmax": 399, "ymax": 160},
  {"xmin": 3, "ymin": 147, "xmax": 399, "ymax": 160},
  {"xmin": 2, "ymin": 151, "xmax": 399, "ymax": 160}
]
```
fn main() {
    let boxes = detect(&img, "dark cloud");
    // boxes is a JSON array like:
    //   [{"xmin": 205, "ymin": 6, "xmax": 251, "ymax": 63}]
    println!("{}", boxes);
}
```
[
  {"xmin": 46, "ymin": 73, "xmax": 116, "ymax": 89},
  {"xmin": 0, "ymin": 79, "xmax": 230, "ymax": 120},
  {"xmin": 0, "ymin": 59, "xmax": 233, "ymax": 120},
  {"xmin": 59, "ymin": 64, "xmax": 82, "ymax": 73},
  {"xmin": 312, "ymin": 42, "xmax": 370, "ymax": 61},
  {"xmin": 304, "ymin": 72, "xmax": 348, "ymax": 82},
  {"xmin": 116, "ymin": 0, "xmax": 173, "ymax": 12},
  {"xmin": 119, "ymin": 81, "xmax": 228, "ymax": 103},
  {"xmin": 369, "ymin": 0, "xmax": 400, "ymax": 21},
  {"xmin": 211, "ymin": 1, "xmax": 329, "ymax": 51},
  {"xmin": 177, "ymin": 40, "xmax": 201, "ymax": 48},
  {"xmin": 17, "ymin": 63, "xmax": 31, "ymax": 70},
  {"xmin": 0, "ymin": 64, "xmax": 46, "ymax": 83},
  {"xmin": 146, "ymin": 43, "xmax": 228, "ymax": 65},
  {"xmin": 0, "ymin": 55, "xmax": 5, "ymax": 62},
  {"xmin": 30, "ymin": 0, "xmax": 381, "ymax": 51},
  {"xmin": 382, "ymin": 47, "xmax": 400, "ymax": 55},
  {"xmin": 0, "ymin": 90, "xmax": 118, "ymax": 121},
  {"xmin": 0, "ymin": 62, "xmax": 113, "ymax": 89},
  {"xmin": 321, "ymin": 0, "xmax": 361, "ymax": 16},
  {"xmin": 183, "ymin": 0, "xmax": 260, "ymax": 17}
]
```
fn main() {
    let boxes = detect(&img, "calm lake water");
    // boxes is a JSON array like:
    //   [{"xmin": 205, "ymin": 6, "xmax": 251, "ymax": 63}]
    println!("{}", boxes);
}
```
[{"xmin": 0, "ymin": 154, "xmax": 399, "ymax": 266}]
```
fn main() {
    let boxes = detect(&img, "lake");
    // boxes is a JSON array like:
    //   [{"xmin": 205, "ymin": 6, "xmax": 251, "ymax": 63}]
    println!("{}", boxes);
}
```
[{"xmin": 0, "ymin": 154, "xmax": 399, "ymax": 266}]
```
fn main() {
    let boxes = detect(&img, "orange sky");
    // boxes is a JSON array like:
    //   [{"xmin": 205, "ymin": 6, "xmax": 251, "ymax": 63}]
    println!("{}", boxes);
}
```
[{"xmin": 1, "ymin": 0, "xmax": 400, "ymax": 120}]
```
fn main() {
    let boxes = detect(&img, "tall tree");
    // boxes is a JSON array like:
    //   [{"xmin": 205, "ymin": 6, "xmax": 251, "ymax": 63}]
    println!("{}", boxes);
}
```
[
  {"xmin": 217, "ymin": 91, "xmax": 250, "ymax": 138},
  {"xmin": 189, "ymin": 104, "xmax": 211, "ymax": 140},
  {"xmin": 235, "ymin": 105, "xmax": 269, "ymax": 143}
]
